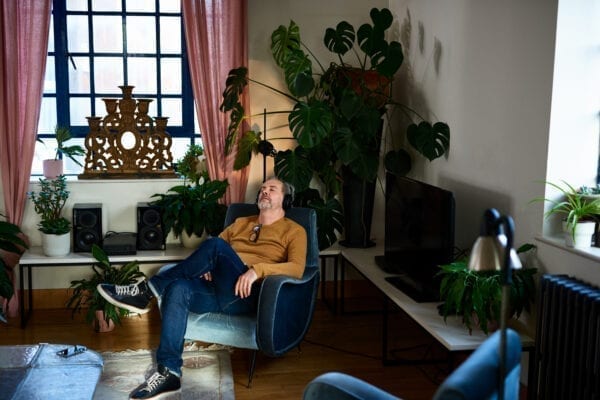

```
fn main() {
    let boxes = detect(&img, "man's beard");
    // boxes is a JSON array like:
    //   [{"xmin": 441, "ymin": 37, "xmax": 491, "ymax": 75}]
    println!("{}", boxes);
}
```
[{"xmin": 257, "ymin": 199, "xmax": 272, "ymax": 209}]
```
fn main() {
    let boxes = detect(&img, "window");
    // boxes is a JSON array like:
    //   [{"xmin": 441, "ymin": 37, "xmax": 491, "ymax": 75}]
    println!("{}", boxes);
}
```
[{"xmin": 34, "ymin": 0, "xmax": 199, "ymax": 176}]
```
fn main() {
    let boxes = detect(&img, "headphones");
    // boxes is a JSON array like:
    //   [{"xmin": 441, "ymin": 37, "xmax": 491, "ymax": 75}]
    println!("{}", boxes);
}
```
[{"xmin": 256, "ymin": 178, "xmax": 295, "ymax": 210}]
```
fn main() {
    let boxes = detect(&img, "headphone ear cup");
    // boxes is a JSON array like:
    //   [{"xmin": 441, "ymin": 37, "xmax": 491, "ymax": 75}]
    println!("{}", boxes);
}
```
[
  {"xmin": 256, "ymin": 190, "xmax": 260, "ymax": 204},
  {"xmin": 283, "ymin": 193, "xmax": 292, "ymax": 210}
]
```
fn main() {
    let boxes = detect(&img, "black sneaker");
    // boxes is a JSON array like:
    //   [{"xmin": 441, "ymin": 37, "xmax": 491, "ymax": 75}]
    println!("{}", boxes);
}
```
[
  {"xmin": 97, "ymin": 280, "xmax": 155, "ymax": 314},
  {"xmin": 129, "ymin": 364, "xmax": 181, "ymax": 399}
]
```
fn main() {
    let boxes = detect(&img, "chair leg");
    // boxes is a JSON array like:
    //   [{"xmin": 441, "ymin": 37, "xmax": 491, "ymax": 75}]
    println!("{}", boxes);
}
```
[{"xmin": 247, "ymin": 350, "xmax": 257, "ymax": 388}]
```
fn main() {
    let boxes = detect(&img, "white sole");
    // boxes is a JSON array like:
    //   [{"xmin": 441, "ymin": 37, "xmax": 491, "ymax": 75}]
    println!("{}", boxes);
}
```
[
  {"xmin": 129, "ymin": 387, "xmax": 181, "ymax": 400},
  {"xmin": 97, "ymin": 284, "xmax": 152, "ymax": 314}
]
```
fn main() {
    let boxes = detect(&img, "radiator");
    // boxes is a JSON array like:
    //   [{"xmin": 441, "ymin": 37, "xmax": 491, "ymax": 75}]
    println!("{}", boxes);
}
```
[{"xmin": 531, "ymin": 274, "xmax": 600, "ymax": 399}]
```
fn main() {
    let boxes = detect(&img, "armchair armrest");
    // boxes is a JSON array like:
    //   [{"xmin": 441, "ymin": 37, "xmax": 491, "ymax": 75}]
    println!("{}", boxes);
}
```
[{"xmin": 256, "ymin": 267, "xmax": 320, "ymax": 356}]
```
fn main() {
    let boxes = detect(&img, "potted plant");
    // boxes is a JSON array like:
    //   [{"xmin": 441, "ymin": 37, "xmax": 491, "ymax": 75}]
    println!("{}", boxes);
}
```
[
  {"xmin": 533, "ymin": 180, "xmax": 600, "ymax": 248},
  {"xmin": 0, "ymin": 213, "xmax": 29, "ymax": 322},
  {"xmin": 151, "ymin": 144, "xmax": 229, "ymax": 248},
  {"xmin": 27, "ymin": 175, "xmax": 71, "ymax": 256},
  {"xmin": 437, "ymin": 244, "xmax": 538, "ymax": 335},
  {"xmin": 66, "ymin": 244, "xmax": 145, "ymax": 332},
  {"xmin": 220, "ymin": 7, "xmax": 450, "ymax": 249},
  {"xmin": 42, "ymin": 126, "xmax": 86, "ymax": 178}
]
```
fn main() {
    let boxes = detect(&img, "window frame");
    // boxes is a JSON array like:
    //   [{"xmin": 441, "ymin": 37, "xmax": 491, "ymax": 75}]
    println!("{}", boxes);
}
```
[{"xmin": 40, "ymin": 0, "xmax": 196, "ymax": 142}]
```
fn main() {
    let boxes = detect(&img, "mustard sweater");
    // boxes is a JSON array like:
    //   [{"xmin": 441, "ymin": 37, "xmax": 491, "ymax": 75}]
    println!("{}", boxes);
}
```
[{"xmin": 218, "ymin": 216, "xmax": 307, "ymax": 279}]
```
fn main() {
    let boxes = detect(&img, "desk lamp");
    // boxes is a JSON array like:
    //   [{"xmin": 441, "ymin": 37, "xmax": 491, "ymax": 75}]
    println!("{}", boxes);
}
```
[{"xmin": 467, "ymin": 208, "xmax": 522, "ymax": 400}]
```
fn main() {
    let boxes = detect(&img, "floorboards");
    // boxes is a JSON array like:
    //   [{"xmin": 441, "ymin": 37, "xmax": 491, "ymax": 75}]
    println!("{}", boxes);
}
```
[{"xmin": 0, "ymin": 298, "xmax": 450, "ymax": 399}]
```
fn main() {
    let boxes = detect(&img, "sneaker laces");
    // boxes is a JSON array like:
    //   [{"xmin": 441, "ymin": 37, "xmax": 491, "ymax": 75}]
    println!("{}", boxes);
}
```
[
  {"xmin": 115, "ymin": 283, "xmax": 142, "ymax": 297},
  {"xmin": 143, "ymin": 371, "xmax": 167, "ymax": 392}
]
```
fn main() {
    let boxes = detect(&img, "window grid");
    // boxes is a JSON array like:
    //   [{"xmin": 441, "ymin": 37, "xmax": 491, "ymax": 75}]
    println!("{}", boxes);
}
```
[{"xmin": 40, "ymin": 0, "xmax": 196, "ymax": 141}]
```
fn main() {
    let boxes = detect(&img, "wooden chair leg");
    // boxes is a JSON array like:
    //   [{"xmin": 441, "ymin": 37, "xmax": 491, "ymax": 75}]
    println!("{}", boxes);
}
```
[{"xmin": 247, "ymin": 350, "xmax": 257, "ymax": 388}]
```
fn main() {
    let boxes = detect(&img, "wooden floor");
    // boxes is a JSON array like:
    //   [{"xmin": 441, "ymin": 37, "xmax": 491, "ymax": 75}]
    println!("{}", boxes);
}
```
[{"xmin": 0, "ymin": 297, "xmax": 453, "ymax": 399}]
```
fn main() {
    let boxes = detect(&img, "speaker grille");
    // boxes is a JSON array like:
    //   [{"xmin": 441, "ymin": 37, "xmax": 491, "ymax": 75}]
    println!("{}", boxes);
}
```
[
  {"xmin": 137, "ymin": 203, "xmax": 165, "ymax": 250},
  {"xmin": 73, "ymin": 203, "xmax": 102, "ymax": 252}
]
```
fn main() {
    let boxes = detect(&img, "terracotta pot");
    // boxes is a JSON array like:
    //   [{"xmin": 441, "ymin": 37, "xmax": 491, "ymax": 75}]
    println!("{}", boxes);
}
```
[
  {"xmin": 94, "ymin": 310, "xmax": 115, "ymax": 333},
  {"xmin": 336, "ymin": 67, "xmax": 391, "ymax": 108},
  {"xmin": 42, "ymin": 159, "xmax": 63, "ymax": 179}
]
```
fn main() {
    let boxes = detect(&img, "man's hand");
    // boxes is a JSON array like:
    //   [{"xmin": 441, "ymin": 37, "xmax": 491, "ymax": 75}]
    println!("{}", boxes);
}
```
[{"xmin": 235, "ymin": 268, "xmax": 258, "ymax": 298}]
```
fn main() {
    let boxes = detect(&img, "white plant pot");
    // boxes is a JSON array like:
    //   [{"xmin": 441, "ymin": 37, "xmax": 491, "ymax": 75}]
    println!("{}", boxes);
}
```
[
  {"xmin": 41, "ymin": 232, "xmax": 71, "ymax": 257},
  {"xmin": 180, "ymin": 230, "xmax": 207, "ymax": 249},
  {"xmin": 563, "ymin": 221, "xmax": 596, "ymax": 248}
]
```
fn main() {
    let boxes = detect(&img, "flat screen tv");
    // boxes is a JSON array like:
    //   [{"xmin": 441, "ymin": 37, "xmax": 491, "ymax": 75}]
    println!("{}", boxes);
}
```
[{"xmin": 375, "ymin": 173, "xmax": 455, "ymax": 302}]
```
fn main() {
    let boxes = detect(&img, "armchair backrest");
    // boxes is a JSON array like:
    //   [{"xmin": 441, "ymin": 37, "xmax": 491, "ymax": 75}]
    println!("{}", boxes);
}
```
[
  {"xmin": 433, "ymin": 328, "xmax": 522, "ymax": 400},
  {"xmin": 224, "ymin": 203, "xmax": 319, "ymax": 269}
]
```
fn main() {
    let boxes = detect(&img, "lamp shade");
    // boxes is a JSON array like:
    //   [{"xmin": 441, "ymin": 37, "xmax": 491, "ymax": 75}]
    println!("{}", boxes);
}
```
[
  {"xmin": 467, "ymin": 209, "xmax": 522, "ymax": 273},
  {"xmin": 468, "ymin": 234, "xmax": 522, "ymax": 272}
]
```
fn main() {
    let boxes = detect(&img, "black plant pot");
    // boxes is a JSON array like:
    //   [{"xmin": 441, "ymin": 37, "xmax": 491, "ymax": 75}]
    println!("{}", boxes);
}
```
[{"xmin": 339, "ymin": 166, "xmax": 376, "ymax": 248}]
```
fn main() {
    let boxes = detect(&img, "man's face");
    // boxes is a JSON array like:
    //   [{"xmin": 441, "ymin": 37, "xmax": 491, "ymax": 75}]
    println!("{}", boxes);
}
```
[{"xmin": 257, "ymin": 179, "xmax": 285, "ymax": 210}]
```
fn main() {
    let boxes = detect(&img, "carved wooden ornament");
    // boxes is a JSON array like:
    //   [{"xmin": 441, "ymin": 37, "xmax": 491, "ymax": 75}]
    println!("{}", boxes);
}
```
[{"xmin": 78, "ymin": 85, "xmax": 176, "ymax": 179}]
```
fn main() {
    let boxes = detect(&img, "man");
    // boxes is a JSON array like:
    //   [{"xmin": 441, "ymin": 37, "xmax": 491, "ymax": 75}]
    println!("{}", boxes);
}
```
[{"xmin": 97, "ymin": 177, "xmax": 307, "ymax": 400}]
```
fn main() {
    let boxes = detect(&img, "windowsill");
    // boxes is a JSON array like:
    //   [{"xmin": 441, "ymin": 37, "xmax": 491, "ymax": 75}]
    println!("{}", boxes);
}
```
[{"xmin": 535, "ymin": 235, "xmax": 600, "ymax": 263}]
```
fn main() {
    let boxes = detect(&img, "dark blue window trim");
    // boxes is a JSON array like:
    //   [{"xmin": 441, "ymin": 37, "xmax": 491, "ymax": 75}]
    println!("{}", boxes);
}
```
[{"xmin": 42, "ymin": 0, "xmax": 196, "ymax": 140}]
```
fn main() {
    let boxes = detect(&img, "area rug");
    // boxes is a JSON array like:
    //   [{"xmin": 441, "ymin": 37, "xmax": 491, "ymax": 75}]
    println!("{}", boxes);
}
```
[{"xmin": 93, "ymin": 346, "xmax": 234, "ymax": 399}]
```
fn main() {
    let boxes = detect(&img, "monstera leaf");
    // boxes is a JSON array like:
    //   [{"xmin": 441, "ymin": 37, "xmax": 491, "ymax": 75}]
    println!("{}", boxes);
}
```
[
  {"xmin": 407, "ymin": 121, "xmax": 451, "ymax": 161},
  {"xmin": 289, "ymin": 100, "xmax": 334, "ymax": 148}
]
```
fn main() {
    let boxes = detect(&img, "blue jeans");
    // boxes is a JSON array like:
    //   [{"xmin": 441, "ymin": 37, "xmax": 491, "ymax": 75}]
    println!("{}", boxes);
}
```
[{"xmin": 148, "ymin": 237, "xmax": 259, "ymax": 375}]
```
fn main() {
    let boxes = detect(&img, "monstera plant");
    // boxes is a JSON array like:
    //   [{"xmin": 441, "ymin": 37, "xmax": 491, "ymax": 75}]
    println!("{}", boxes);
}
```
[{"xmin": 221, "ymin": 8, "xmax": 450, "ymax": 249}]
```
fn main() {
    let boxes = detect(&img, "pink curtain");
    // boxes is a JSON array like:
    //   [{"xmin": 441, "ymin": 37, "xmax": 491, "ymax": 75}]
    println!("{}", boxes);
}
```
[
  {"xmin": 182, "ymin": 0, "xmax": 249, "ymax": 203},
  {"xmin": 0, "ymin": 0, "xmax": 52, "ymax": 316}
]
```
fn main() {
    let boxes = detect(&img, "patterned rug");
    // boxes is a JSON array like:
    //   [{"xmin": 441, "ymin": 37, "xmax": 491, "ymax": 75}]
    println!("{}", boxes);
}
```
[{"xmin": 93, "ymin": 346, "xmax": 234, "ymax": 399}]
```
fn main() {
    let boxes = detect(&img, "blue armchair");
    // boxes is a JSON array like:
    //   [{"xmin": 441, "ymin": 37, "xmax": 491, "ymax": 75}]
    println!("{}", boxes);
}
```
[
  {"xmin": 303, "ymin": 329, "xmax": 522, "ymax": 400},
  {"xmin": 168, "ymin": 203, "xmax": 320, "ymax": 386}
]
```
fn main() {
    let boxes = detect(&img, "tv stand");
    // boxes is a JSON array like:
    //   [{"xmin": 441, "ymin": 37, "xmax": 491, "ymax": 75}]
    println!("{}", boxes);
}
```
[
  {"xmin": 337, "ymin": 244, "xmax": 534, "ymax": 371},
  {"xmin": 384, "ymin": 275, "xmax": 438, "ymax": 303}
]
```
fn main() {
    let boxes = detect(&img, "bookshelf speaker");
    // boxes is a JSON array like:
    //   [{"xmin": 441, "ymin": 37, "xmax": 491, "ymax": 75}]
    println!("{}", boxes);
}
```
[
  {"xmin": 137, "ymin": 203, "xmax": 165, "ymax": 250},
  {"xmin": 73, "ymin": 203, "xmax": 102, "ymax": 252}
]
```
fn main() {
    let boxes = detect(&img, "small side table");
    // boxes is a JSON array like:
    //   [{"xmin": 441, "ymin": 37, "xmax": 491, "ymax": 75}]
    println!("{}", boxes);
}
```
[
  {"xmin": 0, "ymin": 343, "xmax": 103, "ymax": 399},
  {"xmin": 319, "ymin": 243, "xmax": 342, "ymax": 313}
]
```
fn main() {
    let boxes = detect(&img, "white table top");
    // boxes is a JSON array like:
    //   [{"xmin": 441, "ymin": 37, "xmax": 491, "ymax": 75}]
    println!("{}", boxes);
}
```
[
  {"xmin": 20, "ymin": 244, "xmax": 194, "ymax": 265},
  {"xmin": 340, "ymin": 244, "xmax": 535, "ymax": 352}
]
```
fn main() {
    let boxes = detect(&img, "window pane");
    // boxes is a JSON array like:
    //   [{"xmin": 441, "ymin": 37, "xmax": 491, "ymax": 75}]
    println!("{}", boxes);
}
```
[
  {"xmin": 159, "ymin": 0, "xmax": 180, "ymax": 13},
  {"xmin": 127, "ymin": 16, "xmax": 156, "ymax": 54},
  {"xmin": 161, "ymin": 98, "xmax": 182, "ymax": 126},
  {"xmin": 127, "ymin": 57, "xmax": 156, "ymax": 93},
  {"xmin": 63, "ymin": 138, "xmax": 86, "ymax": 175},
  {"xmin": 160, "ymin": 17, "xmax": 181, "ymax": 54},
  {"xmin": 171, "ymin": 138, "xmax": 192, "ymax": 161},
  {"xmin": 67, "ymin": 15, "xmax": 89, "ymax": 52},
  {"xmin": 94, "ymin": 57, "xmax": 124, "ymax": 93},
  {"xmin": 44, "ymin": 56, "xmax": 56, "ymax": 93},
  {"xmin": 91, "ymin": 0, "xmax": 121, "ymax": 12},
  {"xmin": 93, "ymin": 16, "xmax": 123, "ymax": 53},
  {"xmin": 69, "ymin": 56, "xmax": 90, "ymax": 93},
  {"xmin": 39, "ymin": 98, "xmax": 57, "ymax": 133},
  {"xmin": 161, "ymin": 58, "xmax": 181, "ymax": 94},
  {"xmin": 70, "ymin": 97, "xmax": 92, "ymax": 125},
  {"xmin": 66, "ymin": 0, "xmax": 87, "ymax": 11},
  {"xmin": 95, "ymin": 97, "xmax": 118, "ymax": 118},
  {"xmin": 126, "ymin": 0, "xmax": 155, "ymax": 13}
]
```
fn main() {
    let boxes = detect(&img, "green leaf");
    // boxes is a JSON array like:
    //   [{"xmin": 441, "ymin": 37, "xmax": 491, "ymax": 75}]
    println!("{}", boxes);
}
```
[
  {"xmin": 220, "ymin": 67, "xmax": 248, "ymax": 112},
  {"xmin": 407, "ymin": 121, "xmax": 450, "ymax": 161},
  {"xmin": 289, "ymin": 100, "xmax": 334, "ymax": 148},
  {"xmin": 384, "ymin": 149, "xmax": 412, "ymax": 176},
  {"xmin": 233, "ymin": 130, "xmax": 261, "ymax": 170},
  {"xmin": 274, "ymin": 147, "xmax": 314, "ymax": 192},
  {"xmin": 282, "ymin": 48, "xmax": 314, "ymax": 97},
  {"xmin": 323, "ymin": 21, "xmax": 355, "ymax": 55},
  {"xmin": 271, "ymin": 21, "xmax": 302, "ymax": 67}
]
